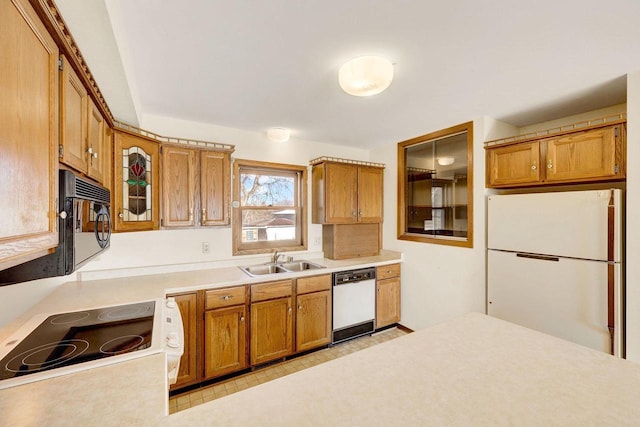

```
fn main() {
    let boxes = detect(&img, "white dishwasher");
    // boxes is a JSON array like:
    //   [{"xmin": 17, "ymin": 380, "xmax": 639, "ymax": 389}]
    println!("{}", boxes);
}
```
[{"xmin": 332, "ymin": 267, "xmax": 376, "ymax": 343}]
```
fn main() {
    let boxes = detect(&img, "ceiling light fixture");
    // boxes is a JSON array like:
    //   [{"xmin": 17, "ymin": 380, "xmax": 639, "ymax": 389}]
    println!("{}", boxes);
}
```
[
  {"xmin": 437, "ymin": 156, "xmax": 455, "ymax": 166},
  {"xmin": 267, "ymin": 127, "xmax": 290, "ymax": 143},
  {"xmin": 338, "ymin": 56, "xmax": 394, "ymax": 97}
]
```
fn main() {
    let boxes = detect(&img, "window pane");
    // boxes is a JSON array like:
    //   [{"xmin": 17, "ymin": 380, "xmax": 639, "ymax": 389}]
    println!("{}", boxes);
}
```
[
  {"xmin": 240, "ymin": 209, "xmax": 297, "ymax": 243},
  {"xmin": 398, "ymin": 122, "xmax": 473, "ymax": 247},
  {"xmin": 240, "ymin": 173, "xmax": 295, "ymax": 207}
]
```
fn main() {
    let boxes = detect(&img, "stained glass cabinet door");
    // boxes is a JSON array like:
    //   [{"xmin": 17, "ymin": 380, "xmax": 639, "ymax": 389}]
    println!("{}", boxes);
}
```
[{"xmin": 113, "ymin": 130, "xmax": 160, "ymax": 232}]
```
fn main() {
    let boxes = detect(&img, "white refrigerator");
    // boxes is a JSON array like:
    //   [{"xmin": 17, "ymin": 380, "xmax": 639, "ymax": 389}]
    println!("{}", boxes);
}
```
[{"xmin": 487, "ymin": 189, "xmax": 623, "ymax": 356}]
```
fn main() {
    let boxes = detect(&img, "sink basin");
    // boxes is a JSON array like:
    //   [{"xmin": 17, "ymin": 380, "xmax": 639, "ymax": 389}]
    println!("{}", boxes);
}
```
[
  {"xmin": 240, "ymin": 264, "xmax": 287, "ymax": 276},
  {"xmin": 278, "ymin": 261, "xmax": 325, "ymax": 272},
  {"xmin": 239, "ymin": 260, "xmax": 325, "ymax": 277}
]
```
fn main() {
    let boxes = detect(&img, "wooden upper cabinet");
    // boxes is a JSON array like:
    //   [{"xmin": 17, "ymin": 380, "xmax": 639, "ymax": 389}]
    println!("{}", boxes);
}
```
[
  {"xmin": 161, "ymin": 147, "xmax": 230, "ymax": 228},
  {"xmin": 486, "ymin": 141, "xmax": 541, "ymax": 188},
  {"xmin": 0, "ymin": 0, "xmax": 59, "ymax": 270},
  {"xmin": 200, "ymin": 150, "xmax": 230, "ymax": 226},
  {"xmin": 162, "ymin": 146, "xmax": 197, "ymax": 227},
  {"xmin": 357, "ymin": 166, "xmax": 384, "ymax": 222},
  {"xmin": 486, "ymin": 123, "xmax": 626, "ymax": 189},
  {"xmin": 60, "ymin": 55, "xmax": 88, "ymax": 174},
  {"xmin": 60, "ymin": 55, "xmax": 109, "ymax": 185},
  {"xmin": 113, "ymin": 130, "xmax": 160, "ymax": 232},
  {"xmin": 86, "ymin": 98, "xmax": 106, "ymax": 183},
  {"xmin": 312, "ymin": 161, "xmax": 384, "ymax": 224},
  {"xmin": 544, "ymin": 125, "xmax": 625, "ymax": 184}
]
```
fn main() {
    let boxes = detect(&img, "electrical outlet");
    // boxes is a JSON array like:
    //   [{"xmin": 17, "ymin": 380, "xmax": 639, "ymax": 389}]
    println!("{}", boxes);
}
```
[
  {"xmin": 202, "ymin": 242, "xmax": 210, "ymax": 254},
  {"xmin": 314, "ymin": 237, "xmax": 322, "ymax": 246}
]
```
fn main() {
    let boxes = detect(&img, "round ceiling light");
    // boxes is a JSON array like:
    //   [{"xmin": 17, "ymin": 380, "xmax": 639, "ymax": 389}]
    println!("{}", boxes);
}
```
[
  {"xmin": 437, "ymin": 156, "xmax": 455, "ymax": 166},
  {"xmin": 338, "ymin": 56, "xmax": 394, "ymax": 97},
  {"xmin": 267, "ymin": 127, "xmax": 290, "ymax": 143}
]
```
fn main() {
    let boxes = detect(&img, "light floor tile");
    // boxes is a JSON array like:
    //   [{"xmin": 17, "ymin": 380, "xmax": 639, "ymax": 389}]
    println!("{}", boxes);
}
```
[{"xmin": 169, "ymin": 327, "xmax": 407, "ymax": 412}]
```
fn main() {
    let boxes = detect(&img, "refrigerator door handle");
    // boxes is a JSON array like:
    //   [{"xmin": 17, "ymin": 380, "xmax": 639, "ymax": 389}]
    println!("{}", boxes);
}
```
[{"xmin": 516, "ymin": 253, "xmax": 559, "ymax": 262}]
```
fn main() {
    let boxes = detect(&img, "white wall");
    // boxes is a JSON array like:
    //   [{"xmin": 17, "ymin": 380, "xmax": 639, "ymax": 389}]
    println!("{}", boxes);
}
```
[{"xmin": 626, "ymin": 71, "xmax": 640, "ymax": 362}]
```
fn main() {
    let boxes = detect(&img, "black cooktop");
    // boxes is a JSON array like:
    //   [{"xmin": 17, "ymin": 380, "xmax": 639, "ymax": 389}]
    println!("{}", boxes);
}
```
[{"xmin": 0, "ymin": 301, "xmax": 155, "ymax": 381}]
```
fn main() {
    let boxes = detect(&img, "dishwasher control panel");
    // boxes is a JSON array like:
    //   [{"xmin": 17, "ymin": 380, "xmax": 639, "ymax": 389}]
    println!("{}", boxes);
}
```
[{"xmin": 333, "ymin": 267, "xmax": 376, "ymax": 285}]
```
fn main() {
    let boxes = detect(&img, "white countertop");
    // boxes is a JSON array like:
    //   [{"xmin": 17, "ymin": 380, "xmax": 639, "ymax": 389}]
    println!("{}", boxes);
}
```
[
  {"xmin": 4, "ymin": 312, "xmax": 640, "ymax": 426},
  {"xmin": 0, "ymin": 251, "xmax": 402, "ymax": 425}
]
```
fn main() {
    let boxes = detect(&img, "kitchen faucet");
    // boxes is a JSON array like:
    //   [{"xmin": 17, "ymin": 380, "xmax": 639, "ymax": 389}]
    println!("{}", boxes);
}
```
[{"xmin": 271, "ymin": 250, "xmax": 282, "ymax": 264}]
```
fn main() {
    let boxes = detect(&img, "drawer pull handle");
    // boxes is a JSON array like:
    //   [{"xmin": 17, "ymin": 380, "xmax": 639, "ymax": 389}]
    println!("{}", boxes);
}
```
[{"xmin": 222, "ymin": 295, "xmax": 233, "ymax": 301}]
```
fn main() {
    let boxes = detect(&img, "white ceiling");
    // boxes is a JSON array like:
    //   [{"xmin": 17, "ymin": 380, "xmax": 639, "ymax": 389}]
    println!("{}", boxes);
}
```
[{"xmin": 58, "ymin": 0, "xmax": 640, "ymax": 149}]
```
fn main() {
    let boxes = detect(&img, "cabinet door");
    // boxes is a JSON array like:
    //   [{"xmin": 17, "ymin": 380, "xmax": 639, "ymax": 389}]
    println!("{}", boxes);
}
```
[
  {"xmin": 169, "ymin": 293, "xmax": 198, "ymax": 389},
  {"xmin": 59, "ymin": 55, "xmax": 88, "ymax": 174},
  {"xmin": 113, "ymin": 130, "xmax": 160, "ymax": 231},
  {"xmin": 204, "ymin": 305, "xmax": 247, "ymax": 379},
  {"xmin": 0, "ymin": 0, "xmax": 59, "ymax": 270},
  {"xmin": 376, "ymin": 277, "xmax": 401, "ymax": 328},
  {"xmin": 162, "ymin": 146, "xmax": 196, "ymax": 227},
  {"xmin": 250, "ymin": 297, "xmax": 293, "ymax": 365},
  {"xmin": 357, "ymin": 166, "xmax": 383, "ymax": 222},
  {"xmin": 296, "ymin": 290, "xmax": 332, "ymax": 352},
  {"xmin": 545, "ymin": 126, "xmax": 622, "ymax": 183},
  {"xmin": 85, "ymin": 98, "xmax": 104, "ymax": 182},
  {"xmin": 324, "ymin": 163, "xmax": 358, "ymax": 223},
  {"xmin": 103, "ymin": 126, "xmax": 113, "ymax": 191},
  {"xmin": 86, "ymin": 98, "xmax": 105, "ymax": 183},
  {"xmin": 200, "ymin": 150, "xmax": 230, "ymax": 226},
  {"xmin": 486, "ymin": 141, "xmax": 541, "ymax": 188}
]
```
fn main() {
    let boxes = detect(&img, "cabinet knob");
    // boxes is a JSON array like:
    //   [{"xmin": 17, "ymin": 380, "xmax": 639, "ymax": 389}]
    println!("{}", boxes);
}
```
[
  {"xmin": 298, "ymin": 305, "xmax": 302, "ymax": 311},
  {"xmin": 222, "ymin": 295, "xmax": 232, "ymax": 301},
  {"xmin": 351, "ymin": 211, "xmax": 356, "ymax": 217},
  {"xmin": 92, "ymin": 152, "xmax": 98, "ymax": 159},
  {"xmin": 240, "ymin": 315, "xmax": 245, "ymax": 322},
  {"xmin": 531, "ymin": 164, "xmax": 537, "ymax": 171},
  {"xmin": 201, "ymin": 208, "xmax": 206, "ymax": 222},
  {"xmin": 358, "ymin": 209, "xmax": 362, "ymax": 217},
  {"xmin": 547, "ymin": 161, "xmax": 553, "ymax": 169},
  {"xmin": 189, "ymin": 208, "xmax": 194, "ymax": 222},
  {"xmin": 118, "ymin": 212, "xmax": 124, "ymax": 218},
  {"xmin": 288, "ymin": 307, "xmax": 292, "ymax": 313}
]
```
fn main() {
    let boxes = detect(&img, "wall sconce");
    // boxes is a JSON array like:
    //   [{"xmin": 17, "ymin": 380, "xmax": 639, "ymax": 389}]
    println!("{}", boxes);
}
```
[
  {"xmin": 338, "ymin": 56, "xmax": 394, "ymax": 97},
  {"xmin": 437, "ymin": 156, "xmax": 455, "ymax": 166},
  {"xmin": 267, "ymin": 127, "xmax": 290, "ymax": 143}
]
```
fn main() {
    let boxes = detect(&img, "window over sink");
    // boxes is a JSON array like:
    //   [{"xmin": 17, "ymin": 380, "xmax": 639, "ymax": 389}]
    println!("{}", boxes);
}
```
[
  {"xmin": 232, "ymin": 159, "xmax": 307, "ymax": 255},
  {"xmin": 397, "ymin": 121, "xmax": 474, "ymax": 248}
]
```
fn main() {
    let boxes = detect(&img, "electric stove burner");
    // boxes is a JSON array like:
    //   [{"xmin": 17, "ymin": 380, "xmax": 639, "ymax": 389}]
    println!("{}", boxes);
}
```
[
  {"xmin": 5, "ymin": 339, "xmax": 90, "ymax": 373},
  {"xmin": 50, "ymin": 312, "xmax": 90, "ymax": 325},
  {"xmin": 0, "ymin": 301, "xmax": 155, "ymax": 382},
  {"xmin": 99, "ymin": 335, "xmax": 145, "ymax": 355},
  {"xmin": 97, "ymin": 304, "xmax": 153, "ymax": 322}
]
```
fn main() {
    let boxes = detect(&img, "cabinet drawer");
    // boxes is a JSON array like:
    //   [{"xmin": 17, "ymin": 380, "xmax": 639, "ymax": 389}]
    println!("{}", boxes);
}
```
[
  {"xmin": 205, "ymin": 286, "xmax": 246, "ymax": 309},
  {"xmin": 297, "ymin": 274, "xmax": 331, "ymax": 295},
  {"xmin": 377, "ymin": 263, "xmax": 401, "ymax": 280},
  {"xmin": 251, "ymin": 280, "xmax": 293, "ymax": 303}
]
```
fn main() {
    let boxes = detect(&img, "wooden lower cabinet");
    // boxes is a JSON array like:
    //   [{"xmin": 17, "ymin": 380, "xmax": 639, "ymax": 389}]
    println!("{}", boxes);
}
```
[
  {"xmin": 296, "ymin": 290, "xmax": 332, "ymax": 352},
  {"xmin": 204, "ymin": 305, "xmax": 248, "ymax": 379},
  {"xmin": 168, "ymin": 292, "xmax": 198, "ymax": 390},
  {"xmin": 376, "ymin": 264, "xmax": 401, "ymax": 329},
  {"xmin": 250, "ymin": 297, "xmax": 294, "ymax": 365}
]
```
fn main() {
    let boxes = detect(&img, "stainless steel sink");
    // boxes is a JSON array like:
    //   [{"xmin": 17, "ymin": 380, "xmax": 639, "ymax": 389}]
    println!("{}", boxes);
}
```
[
  {"xmin": 278, "ymin": 261, "xmax": 325, "ymax": 272},
  {"xmin": 239, "ymin": 260, "xmax": 325, "ymax": 277},
  {"xmin": 240, "ymin": 264, "xmax": 287, "ymax": 276}
]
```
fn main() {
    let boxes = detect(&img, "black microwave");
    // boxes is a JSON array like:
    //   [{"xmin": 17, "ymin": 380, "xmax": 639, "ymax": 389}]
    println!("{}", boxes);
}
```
[{"xmin": 0, "ymin": 170, "xmax": 111, "ymax": 286}]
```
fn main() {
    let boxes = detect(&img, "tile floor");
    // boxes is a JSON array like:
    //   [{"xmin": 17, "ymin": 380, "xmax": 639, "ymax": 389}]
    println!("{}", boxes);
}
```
[{"xmin": 169, "ymin": 327, "xmax": 408, "ymax": 414}]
